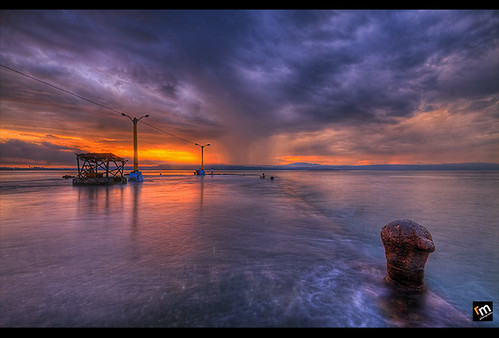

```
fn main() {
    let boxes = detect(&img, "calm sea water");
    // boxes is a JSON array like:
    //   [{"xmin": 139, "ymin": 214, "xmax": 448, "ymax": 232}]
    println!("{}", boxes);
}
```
[{"xmin": 0, "ymin": 169, "xmax": 497, "ymax": 327}]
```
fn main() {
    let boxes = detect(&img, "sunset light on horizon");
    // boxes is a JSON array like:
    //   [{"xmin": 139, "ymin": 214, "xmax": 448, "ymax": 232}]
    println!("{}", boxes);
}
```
[{"xmin": 1, "ymin": 10, "xmax": 498, "ymax": 168}]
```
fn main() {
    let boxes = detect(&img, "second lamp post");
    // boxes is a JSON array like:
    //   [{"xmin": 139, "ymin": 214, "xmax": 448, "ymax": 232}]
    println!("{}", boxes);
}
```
[{"xmin": 195, "ymin": 143, "xmax": 210, "ymax": 175}]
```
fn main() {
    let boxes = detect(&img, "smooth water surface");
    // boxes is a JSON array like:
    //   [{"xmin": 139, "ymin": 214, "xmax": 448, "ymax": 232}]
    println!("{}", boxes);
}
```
[
  {"xmin": 0, "ymin": 170, "xmax": 497, "ymax": 327},
  {"xmin": 278, "ymin": 170, "xmax": 498, "ymax": 319}
]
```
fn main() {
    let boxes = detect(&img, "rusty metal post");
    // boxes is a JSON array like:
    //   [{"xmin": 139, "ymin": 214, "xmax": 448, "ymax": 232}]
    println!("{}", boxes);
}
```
[
  {"xmin": 381, "ymin": 219, "xmax": 435, "ymax": 291},
  {"xmin": 76, "ymin": 154, "xmax": 80, "ymax": 177},
  {"xmin": 106, "ymin": 157, "xmax": 110, "ymax": 178}
]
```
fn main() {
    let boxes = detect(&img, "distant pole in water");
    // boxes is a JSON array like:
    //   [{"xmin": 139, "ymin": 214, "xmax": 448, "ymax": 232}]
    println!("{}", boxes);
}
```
[
  {"xmin": 381, "ymin": 219, "xmax": 435, "ymax": 292},
  {"xmin": 195, "ymin": 143, "xmax": 210, "ymax": 175},
  {"xmin": 122, "ymin": 113, "xmax": 149, "ymax": 181}
]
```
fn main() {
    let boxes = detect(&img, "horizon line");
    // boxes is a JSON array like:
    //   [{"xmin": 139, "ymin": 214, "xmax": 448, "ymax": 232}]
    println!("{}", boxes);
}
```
[{"xmin": 2, "ymin": 162, "xmax": 499, "ymax": 171}]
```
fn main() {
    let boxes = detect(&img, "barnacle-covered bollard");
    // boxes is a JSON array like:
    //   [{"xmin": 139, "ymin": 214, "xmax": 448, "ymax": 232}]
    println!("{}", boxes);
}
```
[{"xmin": 381, "ymin": 220, "xmax": 435, "ymax": 292}]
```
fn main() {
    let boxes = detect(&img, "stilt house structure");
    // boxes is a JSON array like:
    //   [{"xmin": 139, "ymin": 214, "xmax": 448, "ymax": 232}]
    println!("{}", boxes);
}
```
[{"xmin": 73, "ymin": 153, "xmax": 127, "ymax": 185}]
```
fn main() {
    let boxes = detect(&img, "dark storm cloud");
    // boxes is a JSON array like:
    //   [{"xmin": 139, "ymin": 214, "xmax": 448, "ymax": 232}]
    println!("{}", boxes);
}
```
[
  {"xmin": 265, "ymin": 10, "xmax": 499, "ymax": 127},
  {"xmin": 1, "ymin": 10, "xmax": 498, "ymax": 165},
  {"xmin": 0, "ymin": 139, "xmax": 83, "ymax": 166}
]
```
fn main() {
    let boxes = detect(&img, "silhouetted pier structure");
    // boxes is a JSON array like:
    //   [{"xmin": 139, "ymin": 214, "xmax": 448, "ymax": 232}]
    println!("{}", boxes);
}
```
[{"xmin": 73, "ymin": 153, "xmax": 127, "ymax": 185}]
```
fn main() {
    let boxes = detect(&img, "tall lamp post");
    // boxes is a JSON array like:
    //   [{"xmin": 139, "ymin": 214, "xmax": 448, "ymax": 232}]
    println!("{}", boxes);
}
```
[
  {"xmin": 122, "ymin": 113, "xmax": 149, "ymax": 181},
  {"xmin": 195, "ymin": 143, "xmax": 210, "ymax": 175}
]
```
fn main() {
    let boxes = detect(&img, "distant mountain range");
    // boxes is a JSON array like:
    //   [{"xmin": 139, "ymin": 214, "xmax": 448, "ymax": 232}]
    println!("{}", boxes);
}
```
[
  {"xmin": 273, "ymin": 162, "xmax": 499, "ymax": 170},
  {"xmin": 152, "ymin": 162, "xmax": 499, "ymax": 171}
]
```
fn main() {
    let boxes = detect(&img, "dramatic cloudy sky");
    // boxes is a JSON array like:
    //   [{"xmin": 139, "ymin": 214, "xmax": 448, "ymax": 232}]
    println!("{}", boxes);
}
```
[{"xmin": 1, "ymin": 10, "xmax": 498, "ymax": 167}]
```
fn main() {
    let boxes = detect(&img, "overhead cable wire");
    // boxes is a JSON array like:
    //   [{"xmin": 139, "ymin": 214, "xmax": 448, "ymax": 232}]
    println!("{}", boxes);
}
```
[
  {"xmin": 0, "ymin": 64, "xmax": 123, "ymax": 116},
  {"xmin": 0, "ymin": 63, "xmax": 199, "ymax": 145},
  {"xmin": 141, "ymin": 120, "xmax": 196, "ymax": 144}
]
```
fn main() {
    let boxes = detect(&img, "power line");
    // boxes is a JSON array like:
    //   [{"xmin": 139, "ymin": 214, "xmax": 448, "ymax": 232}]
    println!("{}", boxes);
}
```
[
  {"xmin": 0, "ymin": 64, "xmax": 123, "ymax": 116},
  {"xmin": 141, "ymin": 120, "xmax": 196, "ymax": 144},
  {"xmin": 0, "ymin": 63, "xmax": 199, "ymax": 145}
]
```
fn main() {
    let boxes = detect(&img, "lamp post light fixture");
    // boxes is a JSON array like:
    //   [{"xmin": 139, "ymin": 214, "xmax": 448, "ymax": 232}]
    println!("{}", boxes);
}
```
[
  {"xmin": 122, "ymin": 113, "xmax": 149, "ymax": 181},
  {"xmin": 195, "ymin": 143, "xmax": 210, "ymax": 175}
]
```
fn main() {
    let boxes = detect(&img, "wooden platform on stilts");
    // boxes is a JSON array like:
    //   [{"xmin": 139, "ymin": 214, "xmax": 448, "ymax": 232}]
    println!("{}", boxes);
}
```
[{"xmin": 72, "ymin": 153, "xmax": 128, "ymax": 185}]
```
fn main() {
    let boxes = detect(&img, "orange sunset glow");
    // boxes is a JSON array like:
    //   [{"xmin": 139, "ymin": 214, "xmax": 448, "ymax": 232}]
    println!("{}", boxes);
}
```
[
  {"xmin": 1, "ymin": 10, "xmax": 498, "ymax": 169},
  {"xmin": 0, "ymin": 127, "xmax": 207, "ymax": 168}
]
